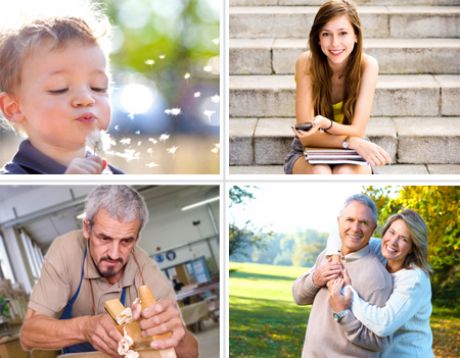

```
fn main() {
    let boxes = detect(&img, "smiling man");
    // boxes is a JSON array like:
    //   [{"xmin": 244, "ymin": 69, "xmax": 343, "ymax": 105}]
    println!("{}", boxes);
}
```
[
  {"xmin": 292, "ymin": 194, "xmax": 393, "ymax": 358},
  {"xmin": 20, "ymin": 185, "xmax": 198, "ymax": 357}
]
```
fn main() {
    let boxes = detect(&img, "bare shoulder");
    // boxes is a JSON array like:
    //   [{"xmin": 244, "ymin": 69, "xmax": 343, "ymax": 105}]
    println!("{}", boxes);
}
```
[
  {"xmin": 295, "ymin": 51, "xmax": 312, "ymax": 74},
  {"xmin": 362, "ymin": 53, "xmax": 379, "ymax": 75}
]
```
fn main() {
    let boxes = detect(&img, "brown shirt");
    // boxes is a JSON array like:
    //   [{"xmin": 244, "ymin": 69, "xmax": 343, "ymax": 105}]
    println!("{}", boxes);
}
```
[
  {"xmin": 292, "ymin": 245, "xmax": 393, "ymax": 358},
  {"xmin": 29, "ymin": 230, "xmax": 176, "ymax": 318}
]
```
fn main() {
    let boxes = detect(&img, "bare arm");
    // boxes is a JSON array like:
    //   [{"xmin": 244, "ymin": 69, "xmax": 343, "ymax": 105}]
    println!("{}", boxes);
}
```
[{"xmin": 20, "ymin": 308, "xmax": 121, "ymax": 357}]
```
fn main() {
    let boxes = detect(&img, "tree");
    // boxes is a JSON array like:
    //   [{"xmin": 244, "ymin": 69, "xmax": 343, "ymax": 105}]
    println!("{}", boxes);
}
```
[
  {"xmin": 229, "ymin": 186, "xmax": 270, "ymax": 259},
  {"xmin": 364, "ymin": 186, "xmax": 460, "ymax": 302}
]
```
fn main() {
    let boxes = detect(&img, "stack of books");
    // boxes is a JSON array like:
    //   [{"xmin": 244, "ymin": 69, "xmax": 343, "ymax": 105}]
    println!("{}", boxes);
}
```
[{"xmin": 304, "ymin": 149, "xmax": 369, "ymax": 166}]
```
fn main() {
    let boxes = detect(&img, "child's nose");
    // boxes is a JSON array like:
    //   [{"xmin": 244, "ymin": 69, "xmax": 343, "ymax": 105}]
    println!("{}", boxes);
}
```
[{"xmin": 72, "ymin": 90, "xmax": 96, "ymax": 107}]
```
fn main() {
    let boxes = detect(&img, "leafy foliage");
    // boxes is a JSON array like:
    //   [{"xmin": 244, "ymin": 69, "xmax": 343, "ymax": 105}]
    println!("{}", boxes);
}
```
[{"xmin": 364, "ymin": 186, "xmax": 460, "ymax": 302}]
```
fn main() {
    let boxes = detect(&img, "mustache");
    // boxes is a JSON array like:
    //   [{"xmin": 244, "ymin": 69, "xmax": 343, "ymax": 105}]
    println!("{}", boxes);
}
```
[{"xmin": 100, "ymin": 256, "xmax": 123, "ymax": 264}]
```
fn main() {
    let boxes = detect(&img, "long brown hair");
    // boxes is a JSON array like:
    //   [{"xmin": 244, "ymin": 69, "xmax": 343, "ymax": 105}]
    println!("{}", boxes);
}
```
[{"xmin": 308, "ymin": 0, "xmax": 363, "ymax": 125}]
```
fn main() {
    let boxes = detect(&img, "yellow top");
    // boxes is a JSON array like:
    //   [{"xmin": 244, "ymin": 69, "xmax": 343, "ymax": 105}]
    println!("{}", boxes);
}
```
[{"xmin": 333, "ymin": 101, "xmax": 344, "ymax": 124}]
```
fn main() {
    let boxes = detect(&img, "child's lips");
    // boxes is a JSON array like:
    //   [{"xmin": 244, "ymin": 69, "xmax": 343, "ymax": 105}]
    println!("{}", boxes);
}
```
[{"xmin": 76, "ymin": 113, "xmax": 96, "ymax": 123}]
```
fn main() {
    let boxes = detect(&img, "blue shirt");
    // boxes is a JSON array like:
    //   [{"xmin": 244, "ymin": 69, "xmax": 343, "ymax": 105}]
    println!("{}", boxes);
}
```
[{"xmin": 1, "ymin": 140, "xmax": 124, "ymax": 174}]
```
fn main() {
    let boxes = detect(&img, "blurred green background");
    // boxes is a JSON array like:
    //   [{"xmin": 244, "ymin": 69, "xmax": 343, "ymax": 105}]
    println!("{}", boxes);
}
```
[{"xmin": 0, "ymin": 0, "xmax": 220, "ymax": 174}]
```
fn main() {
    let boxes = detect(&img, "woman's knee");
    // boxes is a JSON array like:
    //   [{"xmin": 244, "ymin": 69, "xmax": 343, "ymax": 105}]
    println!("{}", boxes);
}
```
[
  {"xmin": 311, "ymin": 164, "xmax": 332, "ymax": 174},
  {"xmin": 333, "ymin": 164, "xmax": 371, "ymax": 174}
]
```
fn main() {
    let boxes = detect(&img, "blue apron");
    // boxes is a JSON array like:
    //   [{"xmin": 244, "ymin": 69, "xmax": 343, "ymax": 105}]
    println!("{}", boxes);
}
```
[{"xmin": 60, "ymin": 246, "xmax": 126, "ymax": 354}]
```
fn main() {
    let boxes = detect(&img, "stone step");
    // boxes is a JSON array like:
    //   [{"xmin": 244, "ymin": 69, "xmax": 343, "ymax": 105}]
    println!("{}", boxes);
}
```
[
  {"xmin": 229, "ymin": 75, "xmax": 460, "ymax": 117},
  {"xmin": 230, "ymin": 6, "xmax": 460, "ymax": 38},
  {"xmin": 230, "ymin": 38, "xmax": 460, "ymax": 75},
  {"xmin": 229, "ymin": 164, "xmax": 460, "ymax": 175},
  {"xmin": 230, "ymin": 0, "xmax": 460, "ymax": 6},
  {"xmin": 229, "ymin": 117, "xmax": 460, "ymax": 165}
]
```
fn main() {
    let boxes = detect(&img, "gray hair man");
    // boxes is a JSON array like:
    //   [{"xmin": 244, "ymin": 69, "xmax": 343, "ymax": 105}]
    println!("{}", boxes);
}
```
[
  {"xmin": 292, "ymin": 194, "xmax": 393, "ymax": 357},
  {"xmin": 21, "ymin": 185, "xmax": 198, "ymax": 357}
]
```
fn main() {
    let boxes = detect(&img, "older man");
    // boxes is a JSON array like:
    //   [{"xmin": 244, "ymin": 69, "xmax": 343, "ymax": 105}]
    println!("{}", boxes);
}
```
[
  {"xmin": 292, "ymin": 194, "xmax": 393, "ymax": 357},
  {"xmin": 20, "ymin": 185, "xmax": 198, "ymax": 357}
]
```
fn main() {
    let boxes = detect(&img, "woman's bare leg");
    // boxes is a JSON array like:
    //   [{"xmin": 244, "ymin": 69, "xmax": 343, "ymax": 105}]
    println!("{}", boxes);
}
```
[
  {"xmin": 332, "ymin": 164, "xmax": 372, "ymax": 174},
  {"xmin": 292, "ymin": 157, "xmax": 332, "ymax": 174}
]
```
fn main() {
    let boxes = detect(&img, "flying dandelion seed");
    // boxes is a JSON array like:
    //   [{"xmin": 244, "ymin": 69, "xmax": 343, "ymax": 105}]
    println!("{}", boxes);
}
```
[
  {"xmin": 203, "ymin": 110, "xmax": 216, "ymax": 122},
  {"xmin": 184, "ymin": 73, "xmax": 191, "ymax": 79},
  {"xmin": 166, "ymin": 146, "xmax": 179, "ymax": 155},
  {"xmin": 211, "ymin": 147, "xmax": 218, "ymax": 154},
  {"xmin": 114, "ymin": 125, "xmax": 120, "ymax": 131},
  {"xmin": 122, "ymin": 149, "xmax": 140, "ymax": 161},
  {"xmin": 194, "ymin": 92, "xmax": 201, "ymax": 98},
  {"xmin": 212, "ymin": 38, "xmax": 219, "ymax": 45},
  {"xmin": 203, "ymin": 65, "xmax": 212, "ymax": 72},
  {"xmin": 135, "ymin": 130, "xmax": 141, "ymax": 135},
  {"xmin": 148, "ymin": 138, "xmax": 158, "ymax": 145},
  {"xmin": 119, "ymin": 138, "xmax": 132, "ymax": 145},
  {"xmin": 164, "ymin": 108, "xmax": 181, "ymax": 116},
  {"xmin": 147, "ymin": 148, "xmax": 154, "ymax": 154},
  {"xmin": 214, "ymin": 143, "xmax": 220, "ymax": 149},
  {"xmin": 159, "ymin": 54, "xmax": 166, "ymax": 59},
  {"xmin": 210, "ymin": 95, "xmax": 220, "ymax": 103},
  {"xmin": 137, "ymin": 141, "xmax": 142, "ymax": 146},
  {"xmin": 145, "ymin": 59, "xmax": 155, "ymax": 66},
  {"xmin": 146, "ymin": 162, "xmax": 159, "ymax": 168},
  {"xmin": 159, "ymin": 134, "xmax": 170, "ymax": 142},
  {"xmin": 128, "ymin": 113, "xmax": 135, "ymax": 120}
]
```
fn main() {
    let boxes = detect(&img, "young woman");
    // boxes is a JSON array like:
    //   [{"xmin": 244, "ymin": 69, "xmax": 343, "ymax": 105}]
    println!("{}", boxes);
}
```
[
  {"xmin": 285, "ymin": 0, "xmax": 391, "ymax": 174},
  {"xmin": 328, "ymin": 210, "xmax": 434, "ymax": 357}
]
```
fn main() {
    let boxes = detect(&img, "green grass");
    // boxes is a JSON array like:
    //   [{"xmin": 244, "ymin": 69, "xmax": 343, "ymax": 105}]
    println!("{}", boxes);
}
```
[{"xmin": 230, "ymin": 262, "xmax": 460, "ymax": 358}]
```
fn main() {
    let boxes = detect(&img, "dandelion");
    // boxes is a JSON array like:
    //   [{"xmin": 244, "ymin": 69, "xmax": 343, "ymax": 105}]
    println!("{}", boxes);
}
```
[
  {"xmin": 210, "ymin": 94, "xmax": 220, "ymax": 103},
  {"xmin": 146, "ymin": 162, "xmax": 159, "ymax": 168},
  {"xmin": 203, "ymin": 65, "xmax": 212, "ymax": 72},
  {"xmin": 119, "ymin": 138, "xmax": 132, "ymax": 145},
  {"xmin": 166, "ymin": 146, "xmax": 179, "ymax": 155},
  {"xmin": 164, "ymin": 108, "xmax": 181, "ymax": 116},
  {"xmin": 145, "ymin": 59, "xmax": 155, "ymax": 66},
  {"xmin": 85, "ymin": 129, "xmax": 114, "ymax": 155},
  {"xmin": 159, "ymin": 54, "xmax": 165, "ymax": 59},
  {"xmin": 184, "ymin": 72, "xmax": 191, "ymax": 80},
  {"xmin": 159, "ymin": 133, "xmax": 170, "ymax": 142},
  {"xmin": 203, "ymin": 110, "xmax": 216, "ymax": 122},
  {"xmin": 194, "ymin": 92, "xmax": 201, "ymax": 98}
]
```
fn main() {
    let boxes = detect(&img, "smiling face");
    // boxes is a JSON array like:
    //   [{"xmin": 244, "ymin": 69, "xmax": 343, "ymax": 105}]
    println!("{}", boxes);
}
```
[
  {"xmin": 381, "ymin": 219, "xmax": 413, "ymax": 272},
  {"xmin": 338, "ymin": 201, "xmax": 376, "ymax": 255},
  {"xmin": 319, "ymin": 14, "xmax": 357, "ymax": 67},
  {"xmin": 83, "ymin": 208, "xmax": 140, "ymax": 284},
  {"xmin": 12, "ymin": 40, "xmax": 111, "ymax": 151}
]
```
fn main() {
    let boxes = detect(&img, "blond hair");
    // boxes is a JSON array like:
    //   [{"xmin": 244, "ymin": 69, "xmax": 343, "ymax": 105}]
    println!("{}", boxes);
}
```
[
  {"xmin": 0, "ymin": 16, "xmax": 109, "ymax": 94},
  {"xmin": 308, "ymin": 0, "xmax": 363, "ymax": 125},
  {"xmin": 382, "ymin": 209, "xmax": 432, "ymax": 274}
]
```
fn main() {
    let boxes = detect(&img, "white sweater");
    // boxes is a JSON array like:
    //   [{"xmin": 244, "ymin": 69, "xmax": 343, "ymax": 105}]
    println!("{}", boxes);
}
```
[{"xmin": 327, "ymin": 233, "xmax": 434, "ymax": 357}]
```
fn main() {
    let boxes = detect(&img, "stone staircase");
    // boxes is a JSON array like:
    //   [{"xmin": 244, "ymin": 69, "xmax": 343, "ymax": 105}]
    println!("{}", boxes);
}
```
[{"xmin": 229, "ymin": 0, "xmax": 460, "ymax": 174}]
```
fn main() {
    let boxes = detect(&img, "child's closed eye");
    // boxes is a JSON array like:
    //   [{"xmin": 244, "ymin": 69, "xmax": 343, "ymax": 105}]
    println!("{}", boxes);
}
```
[
  {"xmin": 91, "ymin": 87, "xmax": 108, "ymax": 93},
  {"xmin": 48, "ymin": 88, "xmax": 68, "ymax": 94}
]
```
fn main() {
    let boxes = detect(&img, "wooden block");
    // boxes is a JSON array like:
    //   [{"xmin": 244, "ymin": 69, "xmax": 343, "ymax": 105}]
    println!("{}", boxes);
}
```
[{"xmin": 138, "ymin": 285, "xmax": 177, "ymax": 358}]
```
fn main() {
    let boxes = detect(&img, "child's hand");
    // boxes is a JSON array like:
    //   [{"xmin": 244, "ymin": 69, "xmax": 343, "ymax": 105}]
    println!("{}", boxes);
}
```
[{"xmin": 65, "ymin": 156, "xmax": 107, "ymax": 174}]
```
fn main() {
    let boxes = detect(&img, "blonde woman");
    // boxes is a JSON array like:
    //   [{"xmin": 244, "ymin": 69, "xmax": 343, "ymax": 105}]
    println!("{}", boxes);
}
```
[
  {"xmin": 328, "ymin": 210, "xmax": 434, "ymax": 357},
  {"xmin": 285, "ymin": 0, "xmax": 391, "ymax": 174}
]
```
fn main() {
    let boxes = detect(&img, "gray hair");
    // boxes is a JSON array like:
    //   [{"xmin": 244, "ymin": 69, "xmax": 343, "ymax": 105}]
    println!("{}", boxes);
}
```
[
  {"xmin": 84, "ymin": 186, "xmax": 148, "ymax": 232},
  {"xmin": 339, "ymin": 194, "xmax": 378, "ymax": 224}
]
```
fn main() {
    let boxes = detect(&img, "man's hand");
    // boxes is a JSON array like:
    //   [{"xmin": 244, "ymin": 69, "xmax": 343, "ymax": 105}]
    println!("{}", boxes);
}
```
[
  {"xmin": 328, "ymin": 277, "xmax": 352, "ymax": 313},
  {"xmin": 138, "ymin": 298, "xmax": 185, "ymax": 351},
  {"xmin": 65, "ymin": 156, "xmax": 107, "ymax": 174},
  {"xmin": 312, "ymin": 259, "xmax": 343, "ymax": 287},
  {"xmin": 83, "ymin": 313, "xmax": 122, "ymax": 357}
]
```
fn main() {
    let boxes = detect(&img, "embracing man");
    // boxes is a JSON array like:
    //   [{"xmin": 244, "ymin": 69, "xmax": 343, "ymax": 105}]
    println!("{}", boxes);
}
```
[
  {"xmin": 292, "ymin": 194, "xmax": 393, "ymax": 357},
  {"xmin": 20, "ymin": 185, "xmax": 198, "ymax": 357}
]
